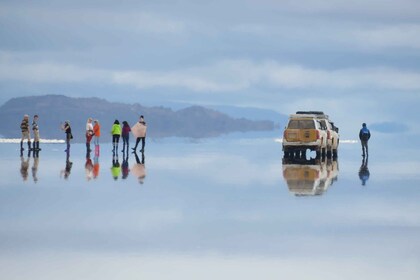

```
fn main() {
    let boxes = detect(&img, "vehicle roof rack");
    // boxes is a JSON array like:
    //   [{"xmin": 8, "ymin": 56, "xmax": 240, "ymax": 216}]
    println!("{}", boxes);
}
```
[
  {"xmin": 296, "ymin": 111, "xmax": 325, "ymax": 115},
  {"xmin": 295, "ymin": 111, "xmax": 329, "ymax": 119}
]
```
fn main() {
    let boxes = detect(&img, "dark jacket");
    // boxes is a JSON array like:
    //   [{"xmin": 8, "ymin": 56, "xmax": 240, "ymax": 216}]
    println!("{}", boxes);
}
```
[{"xmin": 359, "ymin": 127, "xmax": 371, "ymax": 141}]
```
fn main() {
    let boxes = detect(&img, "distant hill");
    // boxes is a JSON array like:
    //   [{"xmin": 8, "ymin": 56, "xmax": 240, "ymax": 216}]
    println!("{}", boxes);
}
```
[{"xmin": 0, "ymin": 95, "xmax": 275, "ymax": 141}]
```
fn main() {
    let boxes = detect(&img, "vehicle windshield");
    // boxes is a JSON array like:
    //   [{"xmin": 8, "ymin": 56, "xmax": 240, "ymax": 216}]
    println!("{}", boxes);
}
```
[{"xmin": 288, "ymin": 120, "xmax": 315, "ymax": 129}]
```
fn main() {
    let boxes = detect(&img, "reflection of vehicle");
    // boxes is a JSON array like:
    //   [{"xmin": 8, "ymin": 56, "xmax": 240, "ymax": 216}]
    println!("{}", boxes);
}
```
[
  {"xmin": 296, "ymin": 111, "xmax": 339, "ymax": 158},
  {"xmin": 282, "ymin": 157, "xmax": 339, "ymax": 196},
  {"xmin": 283, "ymin": 113, "xmax": 328, "ymax": 159}
]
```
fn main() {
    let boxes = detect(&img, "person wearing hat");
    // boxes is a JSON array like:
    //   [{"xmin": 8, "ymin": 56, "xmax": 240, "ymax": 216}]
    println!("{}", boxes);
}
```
[
  {"xmin": 359, "ymin": 123, "xmax": 371, "ymax": 157},
  {"xmin": 20, "ymin": 114, "xmax": 31, "ymax": 151}
]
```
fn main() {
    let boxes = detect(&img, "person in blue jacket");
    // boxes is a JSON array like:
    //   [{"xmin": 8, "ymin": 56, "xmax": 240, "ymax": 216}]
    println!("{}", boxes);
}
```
[{"xmin": 359, "ymin": 123, "xmax": 371, "ymax": 157}]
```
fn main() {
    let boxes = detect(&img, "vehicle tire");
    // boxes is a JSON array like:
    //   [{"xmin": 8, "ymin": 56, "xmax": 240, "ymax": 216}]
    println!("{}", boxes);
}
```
[
  {"xmin": 326, "ymin": 148, "xmax": 332, "ymax": 159},
  {"xmin": 321, "ymin": 148, "xmax": 326, "ymax": 159},
  {"xmin": 333, "ymin": 149, "xmax": 338, "ymax": 159}
]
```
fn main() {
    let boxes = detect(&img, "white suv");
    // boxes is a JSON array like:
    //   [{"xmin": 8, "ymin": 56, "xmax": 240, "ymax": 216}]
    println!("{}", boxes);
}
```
[
  {"xmin": 283, "ymin": 113, "xmax": 328, "ymax": 159},
  {"xmin": 296, "ymin": 111, "xmax": 339, "ymax": 158}
]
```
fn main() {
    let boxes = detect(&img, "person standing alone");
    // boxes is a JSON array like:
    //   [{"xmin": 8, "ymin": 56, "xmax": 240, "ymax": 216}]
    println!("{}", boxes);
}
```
[
  {"xmin": 32, "ymin": 114, "xmax": 41, "ymax": 151},
  {"xmin": 20, "ymin": 114, "xmax": 31, "ymax": 152},
  {"xmin": 359, "ymin": 123, "xmax": 371, "ymax": 157}
]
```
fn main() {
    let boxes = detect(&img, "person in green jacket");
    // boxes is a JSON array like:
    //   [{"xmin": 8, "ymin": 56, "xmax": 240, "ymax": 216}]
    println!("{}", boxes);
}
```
[{"xmin": 111, "ymin": 119, "xmax": 121, "ymax": 152}]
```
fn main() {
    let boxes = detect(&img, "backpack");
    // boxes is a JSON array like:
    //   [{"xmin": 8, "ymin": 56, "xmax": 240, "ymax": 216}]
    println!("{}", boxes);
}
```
[{"xmin": 361, "ymin": 127, "xmax": 370, "ymax": 141}]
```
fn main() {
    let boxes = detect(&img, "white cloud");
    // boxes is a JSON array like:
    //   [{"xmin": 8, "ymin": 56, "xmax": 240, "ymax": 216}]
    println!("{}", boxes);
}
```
[{"xmin": 2, "ymin": 53, "xmax": 420, "ymax": 93}]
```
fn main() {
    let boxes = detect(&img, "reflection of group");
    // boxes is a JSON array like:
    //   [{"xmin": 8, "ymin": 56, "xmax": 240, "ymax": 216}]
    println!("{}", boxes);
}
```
[
  {"xmin": 282, "ymin": 157, "xmax": 339, "ymax": 196},
  {"xmin": 110, "ymin": 148, "xmax": 146, "ymax": 183},
  {"xmin": 20, "ymin": 149, "xmax": 40, "ymax": 183}
]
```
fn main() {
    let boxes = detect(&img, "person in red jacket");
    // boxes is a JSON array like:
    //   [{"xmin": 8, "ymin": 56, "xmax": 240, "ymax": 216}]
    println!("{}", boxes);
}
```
[{"xmin": 121, "ymin": 121, "xmax": 131, "ymax": 153}]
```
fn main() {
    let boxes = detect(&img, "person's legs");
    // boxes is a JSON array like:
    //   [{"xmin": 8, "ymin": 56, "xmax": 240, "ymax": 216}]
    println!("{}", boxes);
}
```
[
  {"xmin": 365, "ymin": 141, "xmax": 369, "ymax": 157},
  {"xmin": 26, "ymin": 132, "xmax": 32, "ymax": 151},
  {"xmin": 132, "ymin": 137, "xmax": 140, "ymax": 151},
  {"xmin": 115, "ymin": 135, "xmax": 119, "ymax": 151},
  {"xmin": 140, "ymin": 137, "xmax": 145, "ymax": 152},
  {"xmin": 361, "ymin": 140, "xmax": 367, "ymax": 156},
  {"xmin": 20, "ymin": 133, "xmax": 24, "ymax": 151},
  {"xmin": 65, "ymin": 136, "xmax": 70, "ymax": 152},
  {"xmin": 33, "ymin": 130, "xmax": 38, "ymax": 150}
]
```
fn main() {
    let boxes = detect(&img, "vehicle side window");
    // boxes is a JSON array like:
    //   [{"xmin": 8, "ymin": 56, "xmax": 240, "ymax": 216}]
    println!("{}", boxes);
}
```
[{"xmin": 319, "ymin": 120, "xmax": 327, "ymax": 130}]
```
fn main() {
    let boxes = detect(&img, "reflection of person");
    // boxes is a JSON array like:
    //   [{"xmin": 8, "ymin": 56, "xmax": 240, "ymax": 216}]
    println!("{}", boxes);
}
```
[
  {"xmin": 32, "ymin": 152, "xmax": 39, "ymax": 183},
  {"xmin": 132, "ymin": 115, "xmax": 147, "ymax": 153},
  {"xmin": 62, "ymin": 121, "xmax": 73, "ymax": 152},
  {"xmin": 85, "ymin": 154, "xmax": 93, "ymax": 181},
  {"xmin": 60, "ymin": 150, "xmax": 73, "ymax": 180},
  {"xmin": 86, "ymin": 118, "xmax": 94, "ymax": 152},
  {"xmin": 358, "ymin": 156, "xmax": 370, "ymax": 186},
  {"xmin": 111, "ymin": 153, "xmax": 121, "ymax": 180},
  {"xmin": 20, "ymin": 153, "xmax": 30, "ymax": 181},
  {"xmin": 93, "ymin": 120, "xmax": 101, "ymax": 145},
  {"xmin": 93, "ymin": 145, "xmax": 100, "ymax": 179},
  {"xmin": 122, "ymin": 152, "xmax": 130, "ymax": 179},
  {"xmin": 132, "ymin": 152, "xmax": 146, "ymax": 184},
  {"xmin": 20, "ymin": 114, "xmax": 31, "ymax": 152},
  {"xmin": 32, "ymin": 114, "xmax": 41, "ymax": 151},
  {"xmin": 121, "ymin": 121, "xmax": 131, "ymax": 153},
  {"xmin": 111, "ymin": 120, "xmax": 121, "ymax": 153},
  {"xmin": 359, "ymin": 123, "xmax": 371, "ymax": 157}
]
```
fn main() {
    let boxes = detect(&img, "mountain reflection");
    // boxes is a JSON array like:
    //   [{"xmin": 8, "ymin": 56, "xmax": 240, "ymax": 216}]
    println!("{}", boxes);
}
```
[{"xmin": 282, "ymin": 157, "xmax": 339, "ymax": 196}]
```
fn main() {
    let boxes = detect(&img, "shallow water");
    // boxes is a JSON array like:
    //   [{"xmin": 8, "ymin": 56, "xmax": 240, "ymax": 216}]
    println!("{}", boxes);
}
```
[{"xmin": 0, "ymin": 135, "xmax": 419, "ymax": 279}]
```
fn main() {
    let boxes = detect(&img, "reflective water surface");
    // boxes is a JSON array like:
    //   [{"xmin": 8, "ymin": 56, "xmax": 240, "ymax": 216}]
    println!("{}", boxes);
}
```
[{"xmin": 1, "ymin": 135, "xmax": 420, "ymax": 279}]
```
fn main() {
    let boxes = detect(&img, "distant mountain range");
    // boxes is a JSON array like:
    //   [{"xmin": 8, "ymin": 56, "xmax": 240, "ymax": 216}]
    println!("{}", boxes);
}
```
[{"xmin": 0, "ymin": 95, "xmax": 276, "ymax": 141}]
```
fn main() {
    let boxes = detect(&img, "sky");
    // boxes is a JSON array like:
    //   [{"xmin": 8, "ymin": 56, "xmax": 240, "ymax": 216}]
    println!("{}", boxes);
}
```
[{"xmin": 0, "ymin": 0, "xmax": 419, "ymax": 135}]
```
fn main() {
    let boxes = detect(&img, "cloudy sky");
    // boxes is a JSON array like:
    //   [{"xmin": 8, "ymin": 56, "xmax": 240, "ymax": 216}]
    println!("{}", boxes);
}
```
[{"xmin": 1, "ymin": 0, "xmax": 419, "ymax": 134}]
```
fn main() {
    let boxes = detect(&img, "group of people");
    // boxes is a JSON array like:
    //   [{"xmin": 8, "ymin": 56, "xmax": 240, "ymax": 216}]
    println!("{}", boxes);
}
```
[
  {"xmin": 19, "ymin": 113, "xmax": 148, "ymax": 158},
  {"xmin": 110, "ymin": 115, "xmax": 147, "ymax": 154},
  {"xmin": 20, "ymin": 114, "xmax": 41, "ymax": 152}
]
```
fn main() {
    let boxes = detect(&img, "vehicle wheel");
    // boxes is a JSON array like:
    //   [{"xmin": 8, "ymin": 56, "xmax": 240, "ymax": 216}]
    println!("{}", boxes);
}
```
[
  {"xmin": 333, "ymin": 149, "xmax": 338, "ymax": 159},
  {"xmin": 326, "ymin": 149, "xmax": 332, "ymax": 159}
]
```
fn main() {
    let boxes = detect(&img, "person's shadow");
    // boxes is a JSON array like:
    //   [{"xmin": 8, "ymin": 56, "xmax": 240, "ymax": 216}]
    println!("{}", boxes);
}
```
[{"xmin": 358, "ymin": 156, "xmax": 370, "ymax": 186}]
